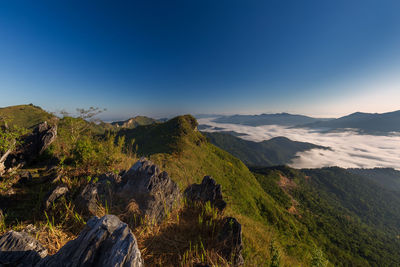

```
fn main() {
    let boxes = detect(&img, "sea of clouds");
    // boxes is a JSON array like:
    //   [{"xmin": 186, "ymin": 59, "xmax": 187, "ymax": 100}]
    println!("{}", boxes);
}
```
[{"xmin": 198, "ymin": 118, "xmax": 400, "ymax": 170}]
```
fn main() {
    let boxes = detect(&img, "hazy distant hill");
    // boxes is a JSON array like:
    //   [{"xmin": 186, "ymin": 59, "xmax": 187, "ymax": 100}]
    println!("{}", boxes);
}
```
[
  {"xmin": 111, "ymin": 116, "xmax": 157, "ymax": 128},
  {"xmin": 299, "ymin": 110, "xmax": 400, "ymax": 133},
  {"xmin": 347, "ymin": 168, "xmax": 400, "ymax": 192},
  {"xmin": 213, "ymin": 112, "xmax": 329, "ymax": 126},
  {"xmin": 203, "ymin": 131, "xmax": 327, "ymax": 166}
]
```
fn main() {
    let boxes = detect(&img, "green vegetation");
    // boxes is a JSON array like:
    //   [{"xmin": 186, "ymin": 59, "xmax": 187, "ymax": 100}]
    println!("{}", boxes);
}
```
[{"xmin": 204, "ymin": 131, "xmax": 327, "ymax": 167}]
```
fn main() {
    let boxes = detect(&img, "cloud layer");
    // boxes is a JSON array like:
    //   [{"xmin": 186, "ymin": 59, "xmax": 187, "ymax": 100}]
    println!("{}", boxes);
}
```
[{"xmin": 198, "ymin": 118, "xmax": 400, "ymax": 170}]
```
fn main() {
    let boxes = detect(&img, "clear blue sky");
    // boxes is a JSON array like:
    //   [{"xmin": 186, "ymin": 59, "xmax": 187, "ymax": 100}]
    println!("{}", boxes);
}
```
[{"xmin": 1, "ymin": 1, "xmax": 400, "ymax": 120}]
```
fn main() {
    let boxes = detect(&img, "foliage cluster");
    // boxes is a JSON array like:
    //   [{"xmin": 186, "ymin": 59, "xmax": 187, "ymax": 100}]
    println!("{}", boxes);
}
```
[{"xmin": 50, "ymin": 109, "xmax": 135, "ymax": 173}]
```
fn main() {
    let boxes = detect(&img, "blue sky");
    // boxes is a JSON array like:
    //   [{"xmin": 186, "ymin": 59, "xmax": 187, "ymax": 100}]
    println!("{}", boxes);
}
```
[{"xmin": 0, "ymin": 1, "xmax": 400, "ymax": 120}]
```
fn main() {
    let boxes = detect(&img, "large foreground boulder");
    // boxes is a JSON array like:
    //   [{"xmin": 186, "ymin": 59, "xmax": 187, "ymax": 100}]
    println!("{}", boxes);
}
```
[
  {"xmin": 36, "ymin": 215, "xmax": 143, "ymax": 267},
  {"xmin": 184, "ymin": 176, "xmax": 227, "ymax": 211},
  {"xmin": 119, "ymin": 158, "xmax": 180, "ymax": 224},
  {"xmin": 0, "ymin": 230, "xmax": 48, "ymax": 266},
  {"xmin": 218, "ymin": 217, "xmax": 244, "ymax": 266}
]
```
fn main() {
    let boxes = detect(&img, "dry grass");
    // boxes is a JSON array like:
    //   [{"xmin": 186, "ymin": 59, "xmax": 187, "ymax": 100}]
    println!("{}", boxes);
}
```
[{"xmin": 130, "ymin": 202, "xmax": 229, "ymax": 267}]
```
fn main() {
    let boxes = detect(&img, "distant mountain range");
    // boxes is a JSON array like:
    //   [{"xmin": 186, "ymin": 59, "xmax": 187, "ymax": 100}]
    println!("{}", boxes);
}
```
[
  {"xmin": 211, "ymin": 110, "xmax": 400, "ymax": 134},
  {"xmin": 299, "ymin": 110, "xmax": 400, "ymax": 133},
  {"xmin": 213, "ymin": 112, "xmax": 327, "ymax": 126},
  {"xmin": 203, "ymin": 131, "xmax": 328, "ymax": 167}
]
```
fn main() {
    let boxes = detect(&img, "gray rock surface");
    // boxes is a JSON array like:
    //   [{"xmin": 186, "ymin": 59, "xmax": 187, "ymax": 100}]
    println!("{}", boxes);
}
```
[
  {"xmin": 75, "ymin": 173, "xmax": 121, "ymax": 216},
  {"xmin": 119, "ymin": 158, "xmax": 180, "ymax": 224},
  {"xmin": 44, "ymin": 185, "xmax": 69, "ymax": 210},
  {"xmin": 218, "ymin": 217, "xmax": 244, "ymax": 266},
  {"xmin": 36, "ymin": 215, "xmax": 143, "ymax": 267},
  {"xmin": 184, "ymin": 176, "xmax": 227, "ymax": 211},
  {"xmin": 0, "ymin": 230, "xmax": 48, "ymax": 267}
]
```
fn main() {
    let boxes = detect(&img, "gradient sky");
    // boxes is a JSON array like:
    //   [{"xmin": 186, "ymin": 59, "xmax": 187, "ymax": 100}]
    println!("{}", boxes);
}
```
[{"xmin": 1, "ymin": 1, "xmax": 400, "ymax": 120}]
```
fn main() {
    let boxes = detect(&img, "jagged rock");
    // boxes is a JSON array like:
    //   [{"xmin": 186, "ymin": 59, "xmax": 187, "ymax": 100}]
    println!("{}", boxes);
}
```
[
  {"xmin": 184, "ymin": 176, "xmax": 227, "ymax": 211},
  {"xmin": 75, "ymin": 183, "xmax": 100, "ymax": 216},
  {"xmin": 5, "ymin": 122, "xmax": 57, "ymax": 170},
  {"xmin": 36, "ymin": 215, "xmax": 143, "ymax": 267},
  {"xmin": 119, "ymin": 158, "xmax": 180, "ymax": 224},
  {"xmin": 44, "ymin": 185, "xmax": 69, "ymax": 210},
  {"xmin": 0, "ymin": 230, "xmax": 48, "ymax": 267},
  {"xmin": 218, "ymin": 217, "xmax": 244, "ymax": 266},
  {"xmin": 75, "ymin": 173, "xmax": 121, "ymax": 216}
]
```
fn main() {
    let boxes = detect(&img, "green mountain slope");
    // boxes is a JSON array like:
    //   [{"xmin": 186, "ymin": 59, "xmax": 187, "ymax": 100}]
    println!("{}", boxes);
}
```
[
  {"xmin": 117, "ymin": 115, "xmax": 327, "ymax": 266},
  {"xmin": 203, "ymin": 131, "xmax": 327, "ymax": 167},
  {"xmin": 0, "ymin": 104, "xmax": 56, "ymax": 129},
  {"xmin": 252, "ymin": 166, "xmax": 400, "ymax": 266}
]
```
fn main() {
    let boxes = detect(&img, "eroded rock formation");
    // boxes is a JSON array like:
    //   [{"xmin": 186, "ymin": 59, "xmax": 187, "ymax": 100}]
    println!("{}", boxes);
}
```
[{"xmin": 184, "ymin": 176, "xmax": 227, "ymax": 211}]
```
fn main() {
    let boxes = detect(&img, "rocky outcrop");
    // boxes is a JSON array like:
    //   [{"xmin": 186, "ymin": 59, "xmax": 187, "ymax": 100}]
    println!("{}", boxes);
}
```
[
  {"xmin": 119, "ymin": 158, "xmax": 180, "ymax": 224},
  {"xmin": 184, "ymin": 176, "xmax": 227, "ymax": 211},
  {"xmin": 0, "ymin": 230, "xmax": 48, "ymax": 266},
  {"xmin": 75, "ymin": 173, "xmax": 121, "ymax": 216},
  {"xmin": 5, "ymin": 122, "xmax": 57, "ymax": 170},
  {"xmin": 36, "ymin": 215, "xmax": 143, "ymax": 267},
  {"xmin": 43, "ymin": 185, "xmax": 69, "ymax": 210},
  {"xmin": 218, "ymin": 217, "xmax": 244, "ymax": 266}
]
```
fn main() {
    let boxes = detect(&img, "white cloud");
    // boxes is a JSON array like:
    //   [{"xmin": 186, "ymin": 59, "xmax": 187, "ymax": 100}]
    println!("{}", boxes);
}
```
[{"xmin": 198, "ymin": 118, "xmax": 400, "ymax": 170}]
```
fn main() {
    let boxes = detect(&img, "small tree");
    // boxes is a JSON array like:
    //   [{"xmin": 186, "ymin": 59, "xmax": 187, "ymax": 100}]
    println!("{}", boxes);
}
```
[
  {"xmin": 311, "ymin": 248, "xmax": 328, "ymax": 267},
  {"xmin": 0, "ymin": 120, "xmax": 26, "ymax": 174},
  {"xmin": 269, "ymin": 240, "xmax": 281, "ymax": 267}
]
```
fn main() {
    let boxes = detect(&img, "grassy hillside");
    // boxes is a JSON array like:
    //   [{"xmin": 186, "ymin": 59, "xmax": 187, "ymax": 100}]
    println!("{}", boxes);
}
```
[
  {"xmin": 0, "ymin": 104, "xmax": 56, "ymax": 129},
  {"xmin": 118, "ymin": 115, "xmax": 333, "ymax": 266},
  {"xmin": 203, "ymin": 131, "xmax": 327, "ymax": 167}
]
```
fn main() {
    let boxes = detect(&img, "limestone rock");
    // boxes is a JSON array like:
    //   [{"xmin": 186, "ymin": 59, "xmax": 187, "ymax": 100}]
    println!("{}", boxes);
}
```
[
  {"xmin": 44, "ymin": 185, "xmax": 69, "ymax": 210},
  {"xmin": 218, "ymin": 217, "xmax": 244, "ymax": 266},
  {"xmin": 119, "ymin": 158, "xmax": 180, "ymax": 224},
  {"xmin": 36, "ymin": 215, "xmax": 143, "ymax": 267},
  {"xmin": 0, "ymin": 230, "xmax": 48, "ymax": 267},
  {"xmin": 75, "ymin": 173, "xmax": 121, "ymax": 216},
  {"xmin": 184, "ymin": 176, "xmax": 227, "ymax": 211}
]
